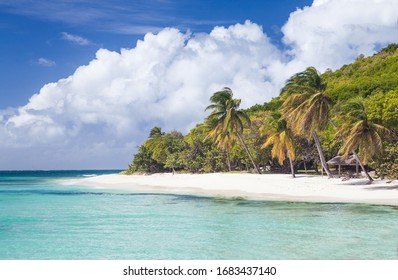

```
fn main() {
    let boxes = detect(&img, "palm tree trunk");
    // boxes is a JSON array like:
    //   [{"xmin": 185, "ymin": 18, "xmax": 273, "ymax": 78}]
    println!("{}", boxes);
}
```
[
  {"xmin": 312, "ymin": 131, "xmax": 333, "ymax": 178},
  {"xmin": 226, "ymin": 152, "xmax": 231, "ymax": 172},
  {"xmin": 329, "ymin": 119, "xmax": 373, "ymax": 182},
  {"xmin": 352, "ymin": 152, "xmax": 372, "ymax": 181},
  {"xmin": 288, "ymin": 154, "xmax": 295, "ymax": 178},
  {"xmin": 236, "ymin": 132, "xmax": 261, "ymax": 174}
]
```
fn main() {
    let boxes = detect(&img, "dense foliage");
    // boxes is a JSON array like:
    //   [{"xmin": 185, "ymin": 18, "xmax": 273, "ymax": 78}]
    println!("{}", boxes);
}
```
[
  {"xmin": 126, "ymin": 44, "xmax": 398, "ymax": 179},
  {"xmin": 323, "ymin": 44, "xmax": 398, "ymax": 103},
  {"xmin": 375, "ymin": 142, "xmax": 398, "ymax": 179}
]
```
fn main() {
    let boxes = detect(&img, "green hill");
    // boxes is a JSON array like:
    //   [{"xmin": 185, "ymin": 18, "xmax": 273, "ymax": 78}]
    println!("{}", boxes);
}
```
[
  {"xmin": 322, "ymin": 43, "xmax": 398, "ymax": 102},
  {"xmin": 247, "ymin": 44, "xmax": 398, "ymax": 130}
]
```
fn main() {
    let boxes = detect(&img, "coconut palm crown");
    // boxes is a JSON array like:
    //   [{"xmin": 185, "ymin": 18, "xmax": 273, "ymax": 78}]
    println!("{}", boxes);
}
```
[
  {"xmin": 280, "ymin": 67, "xmax": 333, "ymax": 177},
  {"xmin": 261, "ymin": 111, "xmax": 296, "ymax": 178},
  {"xmin": 337, "ymin": 97, "xmax": 394, "ymax": 165},
  {"xmin": 205, "ymin": 87, "xmax": 260, "ymax": 174},
  {"xmin": 281, "ymin": 67, "xmax": 333, "ymax": 135}
]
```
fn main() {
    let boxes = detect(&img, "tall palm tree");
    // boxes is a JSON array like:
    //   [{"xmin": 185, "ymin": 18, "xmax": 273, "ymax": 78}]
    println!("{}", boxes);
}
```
[
  {"xmin": 280, "ymin": 67, "xmax": 333, "ymax": 177},
  {"xmin": 205, "ymin": 87, "xmax": 261, "ymax": 174},
  {"xmin": 206, "ymin": 116, "xmax": 234, "ymax": 171},
  {"xmin": 337, "ymin": 97, "xmax": 393, "ymax": 180},
  {"xmin": 261, "ymin": 112, "xmax": 296, "ymax": 178}
]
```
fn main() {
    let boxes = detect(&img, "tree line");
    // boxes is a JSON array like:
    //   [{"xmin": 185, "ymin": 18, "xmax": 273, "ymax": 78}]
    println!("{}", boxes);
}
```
[{"xmin": 125, "ymin": 44, "xmax": 398, "ymax": 180}]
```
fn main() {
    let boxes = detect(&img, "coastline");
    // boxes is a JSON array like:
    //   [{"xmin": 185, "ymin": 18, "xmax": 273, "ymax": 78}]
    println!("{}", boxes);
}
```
[{"xmin": 65, "ymin": 173, "xmax": 398, "ymax": 206}]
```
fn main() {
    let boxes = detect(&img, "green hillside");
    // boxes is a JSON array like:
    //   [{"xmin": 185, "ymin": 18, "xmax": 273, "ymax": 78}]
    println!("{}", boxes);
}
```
[
  {"xmin": 248, "ymin": 44, "xmax": 398, "ymax": 129},
  {"xmin": 322, "ymin": 43, "xmax": 398, "ymax": 102}
]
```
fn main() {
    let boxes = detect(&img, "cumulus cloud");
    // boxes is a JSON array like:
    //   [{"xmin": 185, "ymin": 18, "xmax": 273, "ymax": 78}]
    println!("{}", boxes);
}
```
[
  {"xmin": 1, "ymin": 21, "xmax": 281, "ymax": 169},
  {"xmin": 61, "ymin": 32, "xmax": 92, "ymax": 46},
  {"xmin": 1, "ymin": 0, "xmax": 398, "ymax": 169},
  {"xmin": 282, "ymin": 0, "xmax": 398, "ymax": 71}
]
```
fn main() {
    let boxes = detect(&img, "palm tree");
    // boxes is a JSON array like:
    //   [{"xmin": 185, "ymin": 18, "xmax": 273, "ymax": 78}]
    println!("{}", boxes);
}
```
[
  {"xmin": 206, "ymin": 116, "xmax": 234, "ymax": 171},
  {"xmin": 337, "ymin": 97, "xmax": 393, "ymax": 181},
  {"xmin": 261, "ymin": 112, "xmax": 296, "ymax": 178},
  {"xmin": 280, "ymin": 67, "xmax": 333, "ymax": 177},
  {"xmin": 205, "ymin": 87, "xmax": 260, "ymax": 174}
]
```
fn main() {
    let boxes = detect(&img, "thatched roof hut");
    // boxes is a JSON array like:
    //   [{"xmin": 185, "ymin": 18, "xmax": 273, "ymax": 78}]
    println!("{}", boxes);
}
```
[
  {"xmin": 327, "ymin": 155, "xmax": 358, "ymax": 166},
  {"xmin": 327, "ymin": 155, "xmax": 359, "ymax": 176}
]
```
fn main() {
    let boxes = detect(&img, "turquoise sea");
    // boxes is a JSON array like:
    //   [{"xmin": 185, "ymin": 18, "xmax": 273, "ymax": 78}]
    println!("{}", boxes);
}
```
[{"xmin": 0, "ymin": 170, "xmax": 397, "ymax": 260}]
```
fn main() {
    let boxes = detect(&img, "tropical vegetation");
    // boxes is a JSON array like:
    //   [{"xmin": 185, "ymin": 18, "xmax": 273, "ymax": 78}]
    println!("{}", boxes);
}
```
[
  {"xmin": 125, "ymin": 44, "xmax": 398, "ymax": 179},
  {"xmin": 280, "ymin": 66, "xmax": 334, "ymax": 178},
  {"xmin": 261, "ymin": 112, "xmax": 296, "ymax": 178},
  {"xmin": 205, "ymin": 87, "xmax": 260, "ymax": 174}
]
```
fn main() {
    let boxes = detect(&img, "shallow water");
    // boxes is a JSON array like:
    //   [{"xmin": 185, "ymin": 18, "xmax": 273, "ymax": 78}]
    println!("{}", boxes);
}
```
[{"xmin": 0, "ymin": 171, "xmax": 397, "ymax": 259}]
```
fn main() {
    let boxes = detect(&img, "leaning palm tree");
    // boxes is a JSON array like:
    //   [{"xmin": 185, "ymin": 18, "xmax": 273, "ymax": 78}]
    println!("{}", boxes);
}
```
[
  {"xmin": 337, "ymin": 97, "xmax": 393, "ymax": 180},
  {"xmin": 261, "ymin": 112, "xmax": 296, "ymax": 178},
  {"xmin": 280, "ymin": 67, "xmax": 333, "ymax": 177},
  {"xmin": 205, "ymin": 87, "xmax": 260, "ymax": 174},
  {"xmin": 206, "ymin": 116, "xmax": 234, "ymax": 171}
]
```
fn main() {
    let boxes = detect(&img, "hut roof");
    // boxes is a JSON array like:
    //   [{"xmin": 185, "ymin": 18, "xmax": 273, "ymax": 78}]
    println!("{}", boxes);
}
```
[{"xmin": 327, "ymin": 155, "xmax": 358, "ymax": 166}]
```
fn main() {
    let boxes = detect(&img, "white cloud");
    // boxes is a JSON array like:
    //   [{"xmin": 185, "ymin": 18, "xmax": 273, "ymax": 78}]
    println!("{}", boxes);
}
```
[
  {"xmin": 282, "ymin": 0, "xmax": 398, "ymax": 71},
  {"xmin": 37, "ymin": 57, "xmax": 56, "ymax": 67},
  {"xmin": 1, "ymin": 21, "xmax": 281, "ymax": 169},
  {"xmin": 1, "ymin": 0, "xmax": 398, "ymax": 169},
  {"xmin": 61, "ymin": 32, "xmax": 92, "ymax": 46}
]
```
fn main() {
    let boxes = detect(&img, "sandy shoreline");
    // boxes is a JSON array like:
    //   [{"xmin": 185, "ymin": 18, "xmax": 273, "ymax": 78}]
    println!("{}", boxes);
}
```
[{"xmin": 65, "ymin": 173, "xmax": 398, "ymax": 206}]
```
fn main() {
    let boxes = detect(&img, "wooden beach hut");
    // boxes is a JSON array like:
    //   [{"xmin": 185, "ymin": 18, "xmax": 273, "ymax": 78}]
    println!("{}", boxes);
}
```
[{"xmin": 327, "ymin": 155, "xmax": 359, "ymax": 177}]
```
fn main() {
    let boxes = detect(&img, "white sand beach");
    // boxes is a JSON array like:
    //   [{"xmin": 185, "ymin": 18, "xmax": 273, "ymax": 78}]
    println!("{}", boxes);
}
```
[{"xmin": 68, "ymin": 173, "xmax": 398, "ymax": 206}]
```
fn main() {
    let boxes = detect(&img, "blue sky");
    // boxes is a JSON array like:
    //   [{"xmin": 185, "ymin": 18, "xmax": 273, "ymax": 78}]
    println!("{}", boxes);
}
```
[
  {"xmin": 0, "ymin": 0, "xmax": 397, "ymax": 170},
  {"xmin": 0, "ymin": 0, "xmax": 311, "ymax": 107}
]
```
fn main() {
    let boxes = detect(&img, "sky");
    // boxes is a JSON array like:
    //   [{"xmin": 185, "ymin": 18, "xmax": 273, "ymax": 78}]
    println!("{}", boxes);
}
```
[{"xmin": 0, "ymin": 0, "xmax": 397, "ymax": 170}]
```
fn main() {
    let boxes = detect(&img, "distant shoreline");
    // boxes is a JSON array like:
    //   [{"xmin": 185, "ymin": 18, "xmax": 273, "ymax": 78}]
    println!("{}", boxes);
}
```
[{"xmin": 64, "ymin": 173, "xmax": 398, "ymax": 206}]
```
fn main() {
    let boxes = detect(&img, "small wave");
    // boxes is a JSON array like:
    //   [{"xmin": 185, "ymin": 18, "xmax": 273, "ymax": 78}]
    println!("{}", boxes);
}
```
[{"xmin": 82, "ymin": 174, "xmax": 97, "ymax": 177}]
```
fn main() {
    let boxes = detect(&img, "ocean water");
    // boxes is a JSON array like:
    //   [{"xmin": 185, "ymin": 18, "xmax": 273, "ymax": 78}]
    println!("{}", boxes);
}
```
[{"xmin": 0, "ymin": 170, "xmax": 397, "ymax": 260}]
